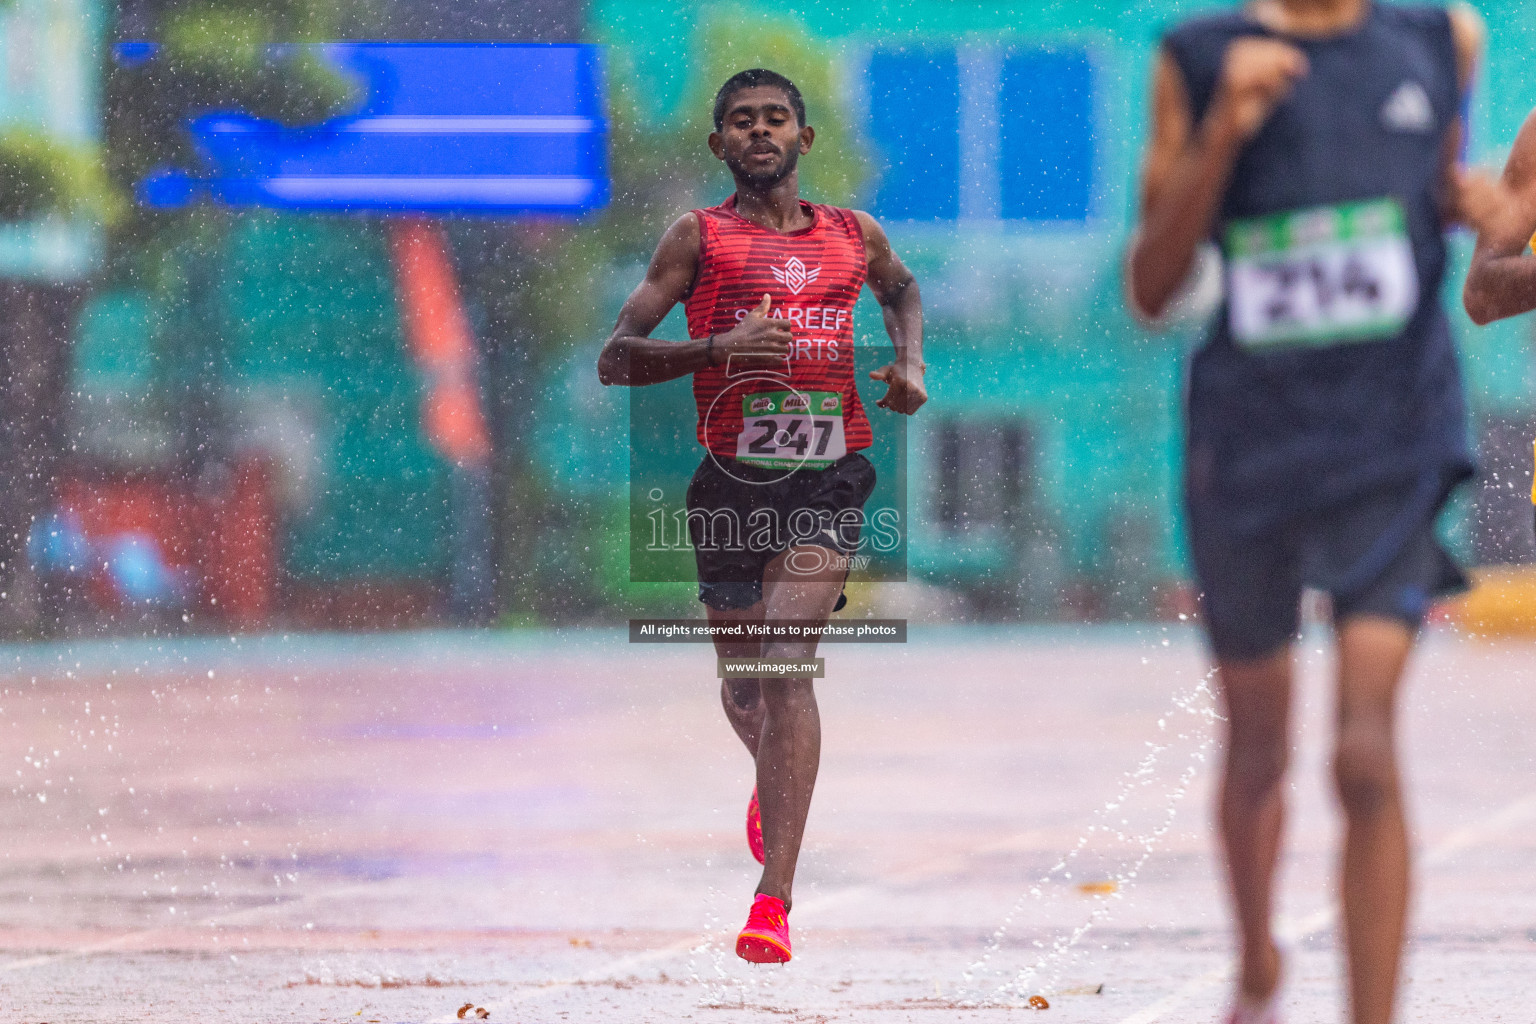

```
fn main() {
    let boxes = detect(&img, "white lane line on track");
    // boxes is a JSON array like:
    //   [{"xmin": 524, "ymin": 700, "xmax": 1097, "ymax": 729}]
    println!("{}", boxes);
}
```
[
  {"xmin": 1113, "ymin": 789, "xmax": 1536, "ymax": 1024},
  {"xmin": 1116, "ymin": 965, "xmax": 1231, "ymax": 1024},
  {"xmin": 0, "ymin": 821, "xmax": 1042, "ymax": 1014},
  {"xmin": 423, "ymin": 933, "xmax": 704, "ymax": 1024},
  {"xmin": 426, "ymin": 828, "xmax": 1056, "ymax": 1024},
  {"xmin": 21, "ymin": 793, "xmax": 1531, "ymax": 1016},
  {"xmin": 0, "ymin": 882, "xmax": 379, "ymax": 974}
]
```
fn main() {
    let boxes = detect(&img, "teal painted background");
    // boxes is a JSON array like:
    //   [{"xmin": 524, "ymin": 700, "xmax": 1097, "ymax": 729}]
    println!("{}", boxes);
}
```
[
  {"xmin": 65, "ymin": 1, "xmax": 1536, "ymax": 618},
  {"xmin": 565, "ymin": 0, "xmax": 1536, "ymax": 616}
]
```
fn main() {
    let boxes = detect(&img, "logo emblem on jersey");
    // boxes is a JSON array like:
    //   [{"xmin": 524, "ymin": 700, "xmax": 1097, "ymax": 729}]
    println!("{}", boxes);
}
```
[
  {"xmin": 750, "ymin": 396, "xmax": 774, "ymax": 414},
  {"xmin": 782, "ymin": 393, "xmax": 810, "ymax": 412},
  {"xmin": 771, "ymin": 256, "xmax": 820, "ymax": 295},
  {"xmin": 1381, "ymin": 81, "xmax": 1433, "ymax": 133},
  {"xmin": 820, "ymin": 396, "xmax": 839, "ymax": 412}
]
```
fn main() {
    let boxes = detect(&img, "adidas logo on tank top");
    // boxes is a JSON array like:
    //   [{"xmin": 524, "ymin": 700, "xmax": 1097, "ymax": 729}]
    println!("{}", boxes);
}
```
[{"xmin": 1381, "ymin": 81, "xmax": 1434, "ymax": 133}]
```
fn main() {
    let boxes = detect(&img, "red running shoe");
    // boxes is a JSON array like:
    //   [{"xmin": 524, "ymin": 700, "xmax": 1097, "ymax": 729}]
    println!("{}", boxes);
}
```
[
  {"xmin": 735, "ymin": 893, "xmax": 792, "ymax": 963},
  {"xmin": 746, "ymin": 787, "xmax": 764, "ymax": 864}
]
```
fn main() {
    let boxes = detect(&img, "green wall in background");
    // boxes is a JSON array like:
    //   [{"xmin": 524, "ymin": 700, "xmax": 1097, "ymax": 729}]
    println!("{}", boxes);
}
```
[
  {"xmin": 65, "ymin": 1, "xmax": 1536, "ymax": 617},
  {"xmin": 71, "ymin": 215, "xmax": 452, "ymax": 583},
  {"xmin": 571, "ymin": 0, "xmax": 1536, "ymax": 613}
]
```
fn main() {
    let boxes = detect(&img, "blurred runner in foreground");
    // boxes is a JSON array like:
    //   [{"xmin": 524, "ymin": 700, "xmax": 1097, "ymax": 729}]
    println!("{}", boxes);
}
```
[
  {"xmin": 1126, "ymin": 2, "xmax": 1482, "ymax": 1022},
  {"xmin": 598, "ymin": 68, "xmax": 926, "ymax": 963}
]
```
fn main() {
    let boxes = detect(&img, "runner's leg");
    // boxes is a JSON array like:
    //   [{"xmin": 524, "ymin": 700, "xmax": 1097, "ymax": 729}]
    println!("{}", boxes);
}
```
[
  {"xmin": 1216, "ymin": 648, "xmax": 1292, "ymax": 1005},
  {"xmin": 708, "ymin": 603, "xmax": 766, "ymax": 756},
  {"xmin": 1333, "ymin": 615, "xmax": 1414, "ymax": 1024},
  {"xmin": 751, "ymin": 544, "xmax": 845, "ymax": 908}
]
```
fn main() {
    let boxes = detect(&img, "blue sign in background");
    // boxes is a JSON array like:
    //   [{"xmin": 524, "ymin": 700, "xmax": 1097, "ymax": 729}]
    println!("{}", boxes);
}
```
[
  {"xmin": 136, "ymin": 42, "xmax": 609, "ymax": 214},
  {"xmin": 866, "ymin": 46, "xmax": 1095, "ymax": 224}
]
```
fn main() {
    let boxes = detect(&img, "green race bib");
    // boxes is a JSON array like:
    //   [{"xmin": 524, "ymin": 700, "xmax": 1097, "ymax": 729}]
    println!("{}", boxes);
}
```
[{"xmin": 1226, "ymin": 198, "xmax": 1419, "ymax": 350}]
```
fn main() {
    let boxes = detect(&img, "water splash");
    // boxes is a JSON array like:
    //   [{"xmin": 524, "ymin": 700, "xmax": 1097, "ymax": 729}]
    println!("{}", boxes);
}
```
[
  {"xmin": 686, "ymin": 882, "xmax": 796, "ymax": 1011},
  {"xmin": 687, "ymin": 885, "xmax": 741, "ymax": 1009},
  {"xmin": 958, "ymin": 666, "xmax": 1222, "ymax": 1006}
]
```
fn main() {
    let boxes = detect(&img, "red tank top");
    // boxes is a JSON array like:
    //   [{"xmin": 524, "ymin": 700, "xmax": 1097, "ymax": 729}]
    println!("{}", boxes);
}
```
[{"xmin": 685, "ymin": 196, "xmax": 870, "ymax": 470}]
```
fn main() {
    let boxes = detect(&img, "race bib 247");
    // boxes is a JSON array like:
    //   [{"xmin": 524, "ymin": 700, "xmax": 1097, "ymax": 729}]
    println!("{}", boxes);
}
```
[
  {"xmin": 736, "ymin": 390, "xmax": 846, "ymax": 471},
  {"xmin": 1225, "ymin": 198, "xmax": 1419, "ymax": 351}
]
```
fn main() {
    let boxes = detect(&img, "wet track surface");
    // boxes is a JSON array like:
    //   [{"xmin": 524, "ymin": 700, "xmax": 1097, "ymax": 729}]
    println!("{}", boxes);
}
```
[{"xmin": 2, "ymin": 627, "xmax": 1534, "ymax": 1022}]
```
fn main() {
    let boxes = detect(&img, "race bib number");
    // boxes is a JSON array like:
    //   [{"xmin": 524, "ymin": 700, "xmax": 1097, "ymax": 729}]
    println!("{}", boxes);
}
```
[
  {"xmin": 736, "ymin": 390, "xmax": 846, "ymax": 470},
  {"xmin": 1226, "ymin": 199, "xmax": 1418, "ymax": 350}
]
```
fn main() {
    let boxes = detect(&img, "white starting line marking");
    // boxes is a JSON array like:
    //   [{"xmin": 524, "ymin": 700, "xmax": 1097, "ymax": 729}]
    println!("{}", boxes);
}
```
[
  {"xmin": 0, "ymin": 882, "xmax": 379, "ymax": 975},
  {"xmin": 1113, "ymin": 789, "xmax": 1536, "ymax": 1024}
]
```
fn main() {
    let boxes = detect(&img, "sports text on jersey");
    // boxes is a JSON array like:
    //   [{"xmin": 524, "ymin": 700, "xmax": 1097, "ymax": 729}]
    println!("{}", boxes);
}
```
[{"xmin": 732, "ymin": 305, "xmax": 849, "ymax": 363}]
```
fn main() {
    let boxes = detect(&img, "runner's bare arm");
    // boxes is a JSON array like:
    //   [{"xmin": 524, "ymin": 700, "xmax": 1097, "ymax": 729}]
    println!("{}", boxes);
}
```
[
  {"xmin": 1462, "ymin": 112, "xmax": 1536, "ymax": 325},
  {"xmin": 597, "ymin": 215, "xmax": 704, "ymax": 386},
  {"xmin": 597, "ymin": 215, "xmax": 793, "ymax": 386},
  {"xmin": 1440, "ymin": 3, "xmax": 1485, "ymax": 227},
  {"xmin": 1449, "ymin": 3, "xmax": 1483, "ymax": 94},
  {"xmin": 1126, "ymin": 41, "xmax": 1308, "ymax": 321},
  {"xmin": 854, "ymin": 210, "xmax": 926, "ymax": 415}
]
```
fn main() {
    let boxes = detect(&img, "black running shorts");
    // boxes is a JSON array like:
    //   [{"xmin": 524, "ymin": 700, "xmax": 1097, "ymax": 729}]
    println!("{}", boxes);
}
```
[
  {"xmin": 1189, "ymin": 477, "xmax": 1469, "ymax": 662},
  {"xmin": 685, "ymin": 451, "xmax": 877, "ymax": 611}
]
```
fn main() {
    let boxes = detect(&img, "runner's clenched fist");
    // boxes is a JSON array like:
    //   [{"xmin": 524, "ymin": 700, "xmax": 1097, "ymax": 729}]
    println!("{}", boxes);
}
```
[
  {"xmin": 1213, "ymin": 37, "xmax": 1309, "ymax": 141},
  {"xmin": 712, "ymin": 293, "xmax": 792, "ymax": 368}
]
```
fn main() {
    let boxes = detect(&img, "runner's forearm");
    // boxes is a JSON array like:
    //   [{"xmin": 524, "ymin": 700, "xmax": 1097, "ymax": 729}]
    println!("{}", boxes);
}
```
[
  {"xmin": 1464, "ymin": 254, "xmax": 1536, "ymax": 324},
  {"xmin": 879, "ymin": 281, "xmax": 924, "ymax": 367},
  {"xmin": 598, "ymin": 335, "xmax": 713, "ymax": 386},
  {"xmin": 1462, "ymin": 110, "xmax": 1536, "ymax": 324},
  {"xmin": 1130, "ymin": 109, "xmax": 1246, "ymax": 319}
]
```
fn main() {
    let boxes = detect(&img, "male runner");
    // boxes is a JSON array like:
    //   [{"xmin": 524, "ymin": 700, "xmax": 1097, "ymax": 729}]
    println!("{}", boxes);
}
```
[
  {"xmin": 1462, "ymin": 111, "xmax": 1536, "ymax": 323},
  {"xmin": 597, "ymin": 68, "xmax": 926, "ymax": 964},
  {"xmin": 1127, "ymin": 3, "xmax": 1482, "ymax": 1023}
]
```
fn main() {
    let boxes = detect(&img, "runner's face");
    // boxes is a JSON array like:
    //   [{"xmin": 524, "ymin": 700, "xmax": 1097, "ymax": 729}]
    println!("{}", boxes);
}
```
[{"xmin": 711, "ymin": 86, "xmax": 811, "ymax": 188}]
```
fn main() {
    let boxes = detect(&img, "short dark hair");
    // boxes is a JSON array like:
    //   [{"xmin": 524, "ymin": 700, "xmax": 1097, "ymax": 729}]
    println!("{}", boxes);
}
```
[{"xmin": 712, "ymin": 69, "xmax": 806, "ymax": 131}]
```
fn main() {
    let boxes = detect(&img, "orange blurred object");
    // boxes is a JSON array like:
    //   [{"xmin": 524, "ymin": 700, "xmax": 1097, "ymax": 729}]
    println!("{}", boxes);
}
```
[
  {"xmin": 388, "ymin": 218, "xmax": 492, "ymax": 466},
  {"xmin": 1443, "ymin": 566, "xmax": 1536, "ymax": 637}
]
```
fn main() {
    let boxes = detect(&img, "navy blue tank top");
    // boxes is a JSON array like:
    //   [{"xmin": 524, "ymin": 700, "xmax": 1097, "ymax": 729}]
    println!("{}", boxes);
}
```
[{"xmin": 1164, "ymin": 3, "xmax": 1472, "ymax": 533}]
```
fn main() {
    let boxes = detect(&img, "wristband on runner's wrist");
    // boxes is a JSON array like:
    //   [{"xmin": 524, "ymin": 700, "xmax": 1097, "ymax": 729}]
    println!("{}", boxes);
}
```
[{"xmin": 705, "ymin": 333, "xmax": 717, "ymax": 366}]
